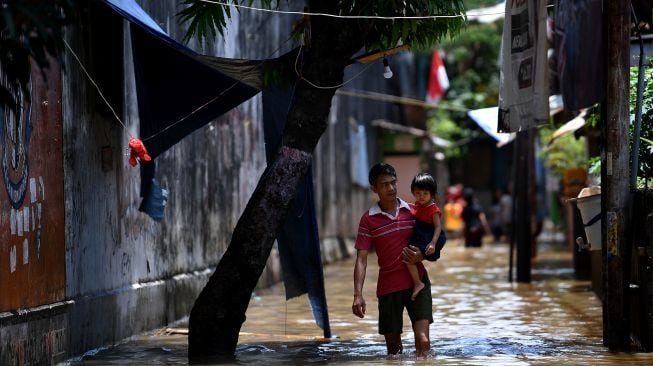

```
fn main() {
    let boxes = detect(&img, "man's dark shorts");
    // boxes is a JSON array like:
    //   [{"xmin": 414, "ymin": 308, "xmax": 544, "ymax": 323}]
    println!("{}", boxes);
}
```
[{"xmin": 377, "ymin": 273, "xmax": 433, "ymax": 334}]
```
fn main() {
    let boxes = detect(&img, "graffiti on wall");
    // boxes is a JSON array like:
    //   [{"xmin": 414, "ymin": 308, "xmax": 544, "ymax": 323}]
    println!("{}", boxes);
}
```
[
  {"xmin": 0, "ymin": 58, "xmax": 65, "ymax": 311},
  {"xmin": 1, "ymin": 75, "xmax": 32, "ymax": 209}
]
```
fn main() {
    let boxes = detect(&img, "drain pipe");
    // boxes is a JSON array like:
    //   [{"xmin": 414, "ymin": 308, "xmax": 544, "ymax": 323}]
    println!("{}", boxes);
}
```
[{"xmin": 631, "ymin": 4, "xmax": 644, "ymax": 191}]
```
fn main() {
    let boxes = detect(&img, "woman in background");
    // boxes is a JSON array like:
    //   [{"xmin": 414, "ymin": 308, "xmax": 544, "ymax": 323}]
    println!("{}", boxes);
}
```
[{"xmin": 461, "ymin": 188, "xmax": 491, "ymax": 247}]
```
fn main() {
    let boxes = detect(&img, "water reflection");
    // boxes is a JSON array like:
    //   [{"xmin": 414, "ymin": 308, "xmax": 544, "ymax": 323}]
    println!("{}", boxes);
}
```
[{"xmin": 66, "ymin": 240, "xmax": 653, "ymax": 365}]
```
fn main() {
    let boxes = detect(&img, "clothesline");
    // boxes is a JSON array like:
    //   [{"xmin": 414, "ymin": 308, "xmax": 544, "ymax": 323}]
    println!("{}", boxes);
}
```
[
  {"xmin": 67, "ymin": 0, "xmax": 538, "ymax": 149},
  {"xmin": 199, "ymin": 0, "xmax": 472, "ymax": 20},
  {"xmin": 63, "ymin": 34, "xmax": 294, "ymax": 141},
  {"xmin": 336, "ymin": 89, "xmax": 470, "ymax": 112},
  {"xmin": 198, "ymin": 0, "xmax": 555, "ymax": 20}
]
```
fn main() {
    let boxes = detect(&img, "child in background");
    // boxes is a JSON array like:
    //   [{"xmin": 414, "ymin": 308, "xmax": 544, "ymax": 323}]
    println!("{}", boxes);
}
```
[
  {"xmin": 407, "ymin": 173, "xmax": 446, "ymax": 300},
  {"xmin": 443, "ymin": 184, "xmax": 464, "ymax": 238}
]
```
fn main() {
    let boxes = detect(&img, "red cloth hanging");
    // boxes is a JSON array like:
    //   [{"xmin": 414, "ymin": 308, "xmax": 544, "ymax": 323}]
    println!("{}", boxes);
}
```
[{"xmin": 128, "ymin": 137, "xmax": 151, "ymax": 166}]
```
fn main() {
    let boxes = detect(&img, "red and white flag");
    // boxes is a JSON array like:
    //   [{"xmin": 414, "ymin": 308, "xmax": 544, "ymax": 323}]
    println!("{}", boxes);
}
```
[{"xmin": 426, "ymin": 49, "xmax": 449, "ymax": 105}]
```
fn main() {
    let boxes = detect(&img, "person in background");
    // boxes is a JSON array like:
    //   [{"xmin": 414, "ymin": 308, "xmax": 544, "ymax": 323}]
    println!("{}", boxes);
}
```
[
  {"xmin": 499, "ymin": 186, "xmax": 513, "ymax": 243},
  {"xmin": 489, "ymin": 189, "xmax": 503, "ymax": 243},
  {"xmin": 461, "ymin": 188, "xmax": 491, "ymax": 247},
  {"xmin": 443, "ymin": 184, "xmax": 464, "ymax": 238}
]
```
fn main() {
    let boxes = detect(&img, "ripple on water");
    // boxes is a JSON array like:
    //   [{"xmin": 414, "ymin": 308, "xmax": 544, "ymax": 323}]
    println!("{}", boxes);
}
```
[{"xmin": 65, "ymin": 243, "xmax": 653, "ymax": 366}]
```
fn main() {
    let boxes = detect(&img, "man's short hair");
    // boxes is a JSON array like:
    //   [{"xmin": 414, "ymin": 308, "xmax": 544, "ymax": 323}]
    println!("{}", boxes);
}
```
[
  {"xmin": 368, "ymin": 163, "xmax": 396, "ymax": 186},
  {"xmin": 411, "ymin": 173, "xmax": 437, "ymax": 197}
]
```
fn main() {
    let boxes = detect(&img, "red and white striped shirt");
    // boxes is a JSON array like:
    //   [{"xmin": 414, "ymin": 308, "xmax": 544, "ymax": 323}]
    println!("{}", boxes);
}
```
[{"xmin": 355, "ymin": 199, "xmax": 424, "ymax": 297}]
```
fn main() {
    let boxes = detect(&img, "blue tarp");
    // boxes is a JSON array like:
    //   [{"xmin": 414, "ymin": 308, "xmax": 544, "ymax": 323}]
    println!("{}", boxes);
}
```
[
  {"xmin": 349, "ymin": 124, "xmax": 370, "ymax": 188},
  {"xmin": 103, "ymin": 0, "xmax": 330, "ymax": 335},
  {"xmin": 103, "ymin": 0, "xmax": 259, "ymax": 218},
  {"xmin": 263, "ymin": 88, "xmax": 331, "ymax": 337}
]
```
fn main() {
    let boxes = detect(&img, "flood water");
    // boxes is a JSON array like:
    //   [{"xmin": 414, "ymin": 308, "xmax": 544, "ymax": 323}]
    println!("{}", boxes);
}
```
[{"xmin": 65, "ymin": 238, "xmax": 653, "ymax": 365}]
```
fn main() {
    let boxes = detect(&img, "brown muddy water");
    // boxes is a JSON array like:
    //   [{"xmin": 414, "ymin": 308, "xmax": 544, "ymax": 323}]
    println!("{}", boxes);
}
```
[{"xmin": 64, "ymin": 239, "xmax": 653, "ymax": 365}]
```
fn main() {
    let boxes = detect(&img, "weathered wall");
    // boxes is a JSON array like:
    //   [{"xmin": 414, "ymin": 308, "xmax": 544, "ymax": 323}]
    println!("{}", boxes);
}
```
[
  {"xmin": 59, "ymin": 0, "xmax": 278, "ymax": 358},
  {"xmin": 0, "ymin": 56, "xmax": 69, "ymax": 366},
  {"xmin": 0, "ymin": 58, "xmax": 65, "ymax": 313},
  {"xmin": 1, "ymin": 0, "xmax": 400, "ymax": 363}
]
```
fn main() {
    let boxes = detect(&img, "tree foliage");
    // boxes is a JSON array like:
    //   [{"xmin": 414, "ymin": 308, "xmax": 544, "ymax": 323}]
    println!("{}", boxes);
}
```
[
  {"xmin": 442, "ymin": 20, "xmax": 502, "ymax": 109},
  {"xmin": 178, "ymin": 0, "xmax": 275, "ymax": 43},
  {"xmin": 582, "ymin": 64, "xmax": 653, "ymax": 186},
  {"xmin": 630, "ymin": 64, "xmax": 653, "ymax": 181},
  {"xmin": 425, "ymin": 20, "xmax": 503, "ymax": 158},
  {"xmin": 178, "ymin": 0, "xmax": 466, "ymax": 51},
  {"xmin": 539, "ymin": 127, "xmax": 588, "ymax": 178}
]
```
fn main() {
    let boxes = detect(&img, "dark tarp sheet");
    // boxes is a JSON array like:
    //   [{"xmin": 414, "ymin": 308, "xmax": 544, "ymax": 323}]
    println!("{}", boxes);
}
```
[
  {"xmin": 554, "ymin": 0, "xmax": 604, "ymax": 111},
  {"xmin": 104, "ymin": 0, "xmax": 260, "ymax": 219},
  {"xmin": 104, "ymin": 0, "xmax": 331, "ymax": 335},
  {"xmin": 263, "ymin": 88, "xmax": 331, "ymax": 338},
  {"xmin": 126, "ymin": 16, "xmax": 260, "ymax": 160}
]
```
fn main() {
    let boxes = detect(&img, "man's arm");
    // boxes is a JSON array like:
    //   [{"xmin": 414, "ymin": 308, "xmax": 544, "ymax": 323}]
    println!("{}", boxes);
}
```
[
  {"xmin": 352, "ymin": 249, "xmax": 368, "ymax": 318},
  {"xmin": 402, "ymin": 245, "xmax": 424, "ymax": 264}
]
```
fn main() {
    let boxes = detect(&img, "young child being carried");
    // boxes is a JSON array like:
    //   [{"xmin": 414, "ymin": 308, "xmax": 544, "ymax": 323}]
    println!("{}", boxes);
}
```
[{"xmin": 407, "ymin": 173, "xmax": 446, "ymax": 300}]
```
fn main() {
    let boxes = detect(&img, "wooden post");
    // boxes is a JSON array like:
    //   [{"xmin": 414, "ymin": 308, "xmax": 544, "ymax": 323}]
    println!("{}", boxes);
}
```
[
  {"xmin": 516, "ymin": 130, "xmax": 532, "ymax": 283},
  {"xmin": 508, "ymin": 135, "xmax": 519, "ymax": 282},
  {"xmin": 602, "ymin": 0, "xmax": 631, "ymax": 350}
]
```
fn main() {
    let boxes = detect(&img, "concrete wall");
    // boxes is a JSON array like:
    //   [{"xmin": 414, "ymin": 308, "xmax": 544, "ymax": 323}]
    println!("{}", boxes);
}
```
[
  {"xmin": 58, "ymin": 0, "xmax": 282, "ymax": 358},
  {"xmin": 0, "ymin": 0, "xmax": 408, "ymax": 363}
]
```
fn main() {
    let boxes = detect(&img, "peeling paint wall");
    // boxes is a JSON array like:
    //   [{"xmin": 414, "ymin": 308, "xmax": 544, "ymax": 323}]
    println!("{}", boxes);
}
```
[
  {"xmin": 59, "ymin": 0, "xmax": 276, "ymax": 357},
  {"xmin": 0, "ymin": 58, "xmax": 65, "ymax": 312},
  {"xmin": 1, "ymin": 1, "xmax": 389, "ymax": 363}
]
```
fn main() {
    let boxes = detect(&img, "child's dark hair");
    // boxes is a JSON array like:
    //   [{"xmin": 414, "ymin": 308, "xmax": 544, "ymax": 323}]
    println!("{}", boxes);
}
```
[
  {"xmin": 368, "ymin": 163, "xmax": 396, "ymax": 186},
  {"xmin": 411, "ymin": 173, "xmax": 437, "ymax": 197}
]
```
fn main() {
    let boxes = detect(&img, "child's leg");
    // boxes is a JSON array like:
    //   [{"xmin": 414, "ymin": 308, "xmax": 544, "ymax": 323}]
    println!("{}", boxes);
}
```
[
  {"xmin": 407, "ymin": 263, "xmax": 420, "ymax": 284},
  {"xmin": 406, "ymin": 263, "xmax": 425, "ymax": 301}
]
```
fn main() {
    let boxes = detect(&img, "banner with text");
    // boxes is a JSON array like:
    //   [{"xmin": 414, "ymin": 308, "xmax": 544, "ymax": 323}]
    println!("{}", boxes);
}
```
[{"xmin": 498, "ymin": 0, "xmax": 549, "ymax": 132}]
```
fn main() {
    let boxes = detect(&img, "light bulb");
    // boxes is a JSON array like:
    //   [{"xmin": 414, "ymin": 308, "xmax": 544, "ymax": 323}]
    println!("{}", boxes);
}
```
[{"xmin": 383, "ymin": 58, "xmax": 393, "ymax": 79}]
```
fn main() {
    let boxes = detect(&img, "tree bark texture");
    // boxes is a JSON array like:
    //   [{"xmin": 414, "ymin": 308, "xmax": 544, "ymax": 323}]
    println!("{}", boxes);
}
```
[
  {"xmin": 602, "ymin": 0, "xmax": 631, "ymax": 350},
  {"xmin": 188, "ymin": 146, "xmax": 311, "ymax": 361},
  {"xmin": 188, "ymin": 3, "xmax": 367, "ymax": 361}
]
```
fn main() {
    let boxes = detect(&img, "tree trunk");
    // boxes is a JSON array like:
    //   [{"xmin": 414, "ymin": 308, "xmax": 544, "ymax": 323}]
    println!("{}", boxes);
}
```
[
  {"xmin": 188, "ymin": 5, "xmax": 366, "ymax": 362},
  {"xmin": 188, "ymin": 146, "xmax": 312, "ymax": 362},
  {"xmin": 602, "ymin": 0, "xmax": 631, "ymax": 349}
]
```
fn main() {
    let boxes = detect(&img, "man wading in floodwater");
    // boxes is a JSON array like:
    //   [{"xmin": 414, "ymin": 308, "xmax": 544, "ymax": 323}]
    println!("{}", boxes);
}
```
[{"xmin": 352, "ymin": 163, "xmax": 435, "ymax": 356}]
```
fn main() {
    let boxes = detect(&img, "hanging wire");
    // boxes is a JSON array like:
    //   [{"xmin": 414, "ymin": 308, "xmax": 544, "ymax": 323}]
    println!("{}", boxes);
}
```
[
  {"xmin": 63, "ymin": 38, "xmax": 128, "ymax": 131},
  {"xmin": 199, "ymin": 0, "xmax": 470, "ymax": 20},
  {"xmin": 65, "ymin": 0, "xmax": 547, "ymax": 137},
  {"xmin": 65, "ymin": 33, "xmax": 379, "ymax": 142},
  {"xmin": 336, "ymin": 88, "xmax": 471, "ymax": 112},
  {"xmin": 141, "ymin": 73, "xmax": 242, "ymax": 142},
  {"xmin": 142, "ymin": 36, "xmax": 297, "ymax": 142},
  {"xmin": 293, "ymin": 45, "xmax": 375, "ymax": 90},
  {"xmin": 63, "ymin": 32, "xmax": 293, "ymax": 140},
  {"xmin": 199, "ymin": 0, "xmax": 556, "ymax": 19}
]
